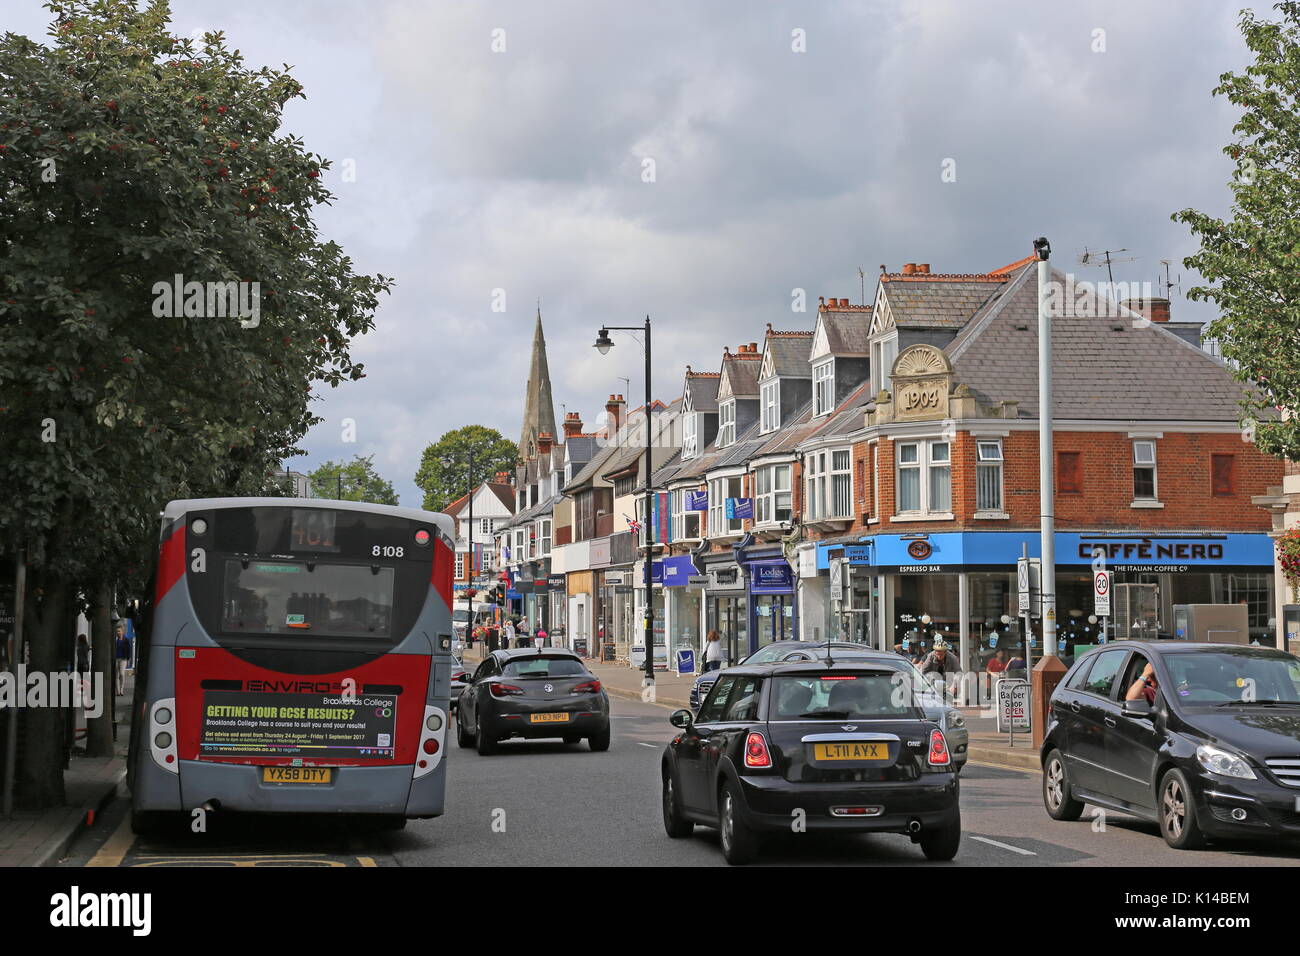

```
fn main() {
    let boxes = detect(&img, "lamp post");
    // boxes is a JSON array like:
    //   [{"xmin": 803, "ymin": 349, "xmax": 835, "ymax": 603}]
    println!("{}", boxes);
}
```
[{"xmin": 595, "ymin": 316, "xmax": 656, "ymax": 689}]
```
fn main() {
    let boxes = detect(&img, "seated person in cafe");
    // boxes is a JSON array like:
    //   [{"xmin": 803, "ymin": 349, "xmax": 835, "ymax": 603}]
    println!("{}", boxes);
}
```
[{"xmin": 1124, "ymin": 659, "xmax": 1159, "ymax": 704}]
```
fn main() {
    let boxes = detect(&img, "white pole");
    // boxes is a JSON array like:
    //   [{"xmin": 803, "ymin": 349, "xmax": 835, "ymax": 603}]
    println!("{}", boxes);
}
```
[{"xmin": 1036, "ymin": 239, "xmax": 1057, "ymax": 659}]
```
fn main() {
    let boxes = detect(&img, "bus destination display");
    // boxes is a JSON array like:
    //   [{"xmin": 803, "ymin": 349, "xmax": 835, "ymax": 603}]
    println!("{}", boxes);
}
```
[
  {"xmin": 199, "ymin": 690, "xmax": 398, "ymax": 760},
  {"xmin": 290, "ymin": 508, "xmax": 340, "ymax": 552}
]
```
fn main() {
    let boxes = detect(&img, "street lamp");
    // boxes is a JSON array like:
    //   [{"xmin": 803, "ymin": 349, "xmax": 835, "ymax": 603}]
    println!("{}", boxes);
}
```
[{"xmin": 593, "ymin": 316, "xmax": 656, "ymax": 689}]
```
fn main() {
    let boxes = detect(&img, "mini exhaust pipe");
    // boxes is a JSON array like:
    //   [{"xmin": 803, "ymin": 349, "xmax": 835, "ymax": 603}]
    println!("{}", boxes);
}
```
[
  {"xmin": 201, "ymin": 800, "xmax": 221, "ymax": 814},
  {"xmin": 907, "ymin": 818, "xmax": 922, "ymax": 835}
]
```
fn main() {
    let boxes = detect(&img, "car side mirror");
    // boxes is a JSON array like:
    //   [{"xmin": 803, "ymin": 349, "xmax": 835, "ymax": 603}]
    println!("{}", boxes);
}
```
[
  {"xmin": 669, "ymin": 709, "xmax": 694, "ymax": 730},
  {"xmin": 1121, "ymin": 698, "xmax": 1153, "ymax": 719}
]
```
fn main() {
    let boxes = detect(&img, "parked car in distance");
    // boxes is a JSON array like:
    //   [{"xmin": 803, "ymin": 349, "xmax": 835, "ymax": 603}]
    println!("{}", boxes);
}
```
[
  {"xmin": 449, "ymin": 655, "xmax": 466, "ymax": 714},
  {"xmin": 662, "ymin": 659, "xmax": 961, "ymax": 865},
  {"xmin": 1042, "ymin": 641, "xmax": 1300, "ymax": 849},
  {"xmin": 455, "ymin": 648, "xmax": 610, "ymax": 755}
]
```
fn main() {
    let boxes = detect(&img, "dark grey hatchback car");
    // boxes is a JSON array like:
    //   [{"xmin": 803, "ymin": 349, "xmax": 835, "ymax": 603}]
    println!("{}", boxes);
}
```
[{"xmin": 1042, "ymin": 641, "xmax": 1300, "ymax": 849}]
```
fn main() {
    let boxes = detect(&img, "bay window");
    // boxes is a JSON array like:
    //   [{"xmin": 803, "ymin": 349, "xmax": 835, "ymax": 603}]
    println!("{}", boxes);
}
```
[
  {"xmin": 673, "ymin": 488, "xmax": 702, "ymax": 540},
  {"xmin": 708, "ymin": 475, "xmax": 743, "ymax": 535},
  {"xmin": 804, "ymin": 449, "xmax": 852, "ymax": 519},
  {"xmin": 538, "ymin": 518, "xmax": 552, "ymax": 556},
  {"xmin": 755, "ymin": 463, "xmax": 793, "ymax": 524}
]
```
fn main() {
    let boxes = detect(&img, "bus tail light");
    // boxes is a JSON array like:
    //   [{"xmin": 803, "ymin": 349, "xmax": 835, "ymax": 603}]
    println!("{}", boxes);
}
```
[
  {"xmin": 149, "ymin": 698, "xmax": 178, "ymax": 774},
  {"xmin": 413, "ymin": 705, "xmax": 447, "ymax": 779},
  {"xmin": 744, "ymin": 731, "xmax": 772, "ymax": 769},
  {"xmin": 490, "ymin": 683, "xmax": 525, "ymax": 698}
]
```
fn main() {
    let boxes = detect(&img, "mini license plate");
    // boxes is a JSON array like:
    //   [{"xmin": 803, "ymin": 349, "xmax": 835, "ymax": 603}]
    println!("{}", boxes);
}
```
[
  {"xmin": 813, "ymin": 742, "xmax": 889, "ymax": 761},
  {"xmin": 529, "ymin": 712, "xmax": 570, "ymax": 724},
  {"xmin": 262, "ymin": 767, "xmax": 333, "ymax": 784}
]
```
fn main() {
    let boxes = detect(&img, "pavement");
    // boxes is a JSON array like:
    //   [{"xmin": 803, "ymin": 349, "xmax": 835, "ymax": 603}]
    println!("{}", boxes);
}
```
[
  {"xmin": 460, "ymin": 644, "xmax": 1043, "ymax": 772},
  {"xmin": 0, "ymin": 677, "xmax": 131, "ymax": 867}
]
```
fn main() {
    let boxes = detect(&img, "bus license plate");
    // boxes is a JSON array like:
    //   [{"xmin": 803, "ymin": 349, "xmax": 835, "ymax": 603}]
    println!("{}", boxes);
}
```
[
  {"xmin": 529, "ymin": 712, "xmax": 570, "ymax": 724},
  {"xmin": 262, "ymin": 767, "xmax": 333, "ymax": 784},
  {"xmin": 813, "ymin": 742, "xmax": 888, "ymax": 761}
]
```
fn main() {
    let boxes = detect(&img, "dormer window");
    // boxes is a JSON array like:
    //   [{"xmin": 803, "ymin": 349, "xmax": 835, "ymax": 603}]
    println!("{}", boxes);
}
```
[
  {"xmin": 718, "ymin": 399, "xmax": 736, "ymax": 447},
  {"xmin": 871, "ymin": 333, "xmax": 898, "ymax": 395},
  {"xmin": 813, "ymin": 360, "xmax": 835, "ymax": 416},
  {"xmin": 760, "ymin": 380, "xmax": 780, "ymax": 433}
]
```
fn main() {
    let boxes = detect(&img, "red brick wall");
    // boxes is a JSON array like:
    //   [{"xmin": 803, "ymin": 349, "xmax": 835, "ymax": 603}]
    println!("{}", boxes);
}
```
[{"xmin": 834, "ymin": 428, "xmax": 1282, "ymax": 540}]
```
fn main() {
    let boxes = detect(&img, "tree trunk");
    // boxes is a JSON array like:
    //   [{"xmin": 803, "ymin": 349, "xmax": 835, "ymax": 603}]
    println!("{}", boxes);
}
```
[
  {"xmin": 85, "ymin": 581, "xmax": 116, "ymax": 757},
  {"xmin": 15, "ymin": 573, "xmax": 70, "ymax": 808}
]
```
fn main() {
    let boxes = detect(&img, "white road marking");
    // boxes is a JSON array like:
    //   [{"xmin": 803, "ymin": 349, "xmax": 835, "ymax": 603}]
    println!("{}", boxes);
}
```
[
  {"xmin": 970, "ymin": 835, "xmax": 1036, "ymax": 856},
  {"xmin": 637, "ymin": 742, "xmax": 659, "ymax": 748}
]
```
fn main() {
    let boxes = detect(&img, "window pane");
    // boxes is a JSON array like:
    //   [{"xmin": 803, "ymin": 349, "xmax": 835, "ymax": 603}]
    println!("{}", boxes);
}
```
[
  {"xmin": 832, "ymin": 473, "xmax": 851, "ymax": 517},
  {"xmin": 776, "ymin": 492, "xmax": 792, "ymax": 522},
  {"xmin": 776, "ymin": 464, "xmax": 790, "ymax": 489},
  {"xmin": 900, "ymin": 443, "xmax": 919, "ymax": 464},
  {"xmin": 833, "ymin": 449, "xmax": 850, "ymax": 472},
  {"xmin": 977, "ymin": 463, "xmax": 1001, "ymax": 511},
  {"xmin": 1134, "ymin": 466, "xmax": 1156, "ymax": 499},
  {"xmin": 1133, "ymin": 441, "xmax": 1155, "ymax": 465},
  {"xmin": 929, "ymin": 465, "xmax": 951, "ymax": 512},
  {"xmin": 977, "ymin": 441, "xmax": 1002, "ymax": 462},
  {"xmin": 930, "ymin": 441, "xmax": 950, "ymax": 464},
  {"xmin": 899, "ymin": 467, "xmax": 920, "ymax": 512}
]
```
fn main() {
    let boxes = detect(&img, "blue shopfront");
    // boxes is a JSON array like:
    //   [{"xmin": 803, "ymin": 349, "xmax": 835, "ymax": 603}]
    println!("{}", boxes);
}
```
[
  {"xmin": 740, "ymin": 546, "xmax": 798, "ymax": 652},
  {"xmin": 815, "ymin": 531, "xmax": 1278, "ymax": 669}
]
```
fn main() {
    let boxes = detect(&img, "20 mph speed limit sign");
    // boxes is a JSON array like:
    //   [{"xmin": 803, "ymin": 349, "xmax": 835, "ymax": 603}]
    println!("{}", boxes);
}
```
[{"xmin": 1093, "ymin": 570, "xmax": 1112, "ymax": 618}]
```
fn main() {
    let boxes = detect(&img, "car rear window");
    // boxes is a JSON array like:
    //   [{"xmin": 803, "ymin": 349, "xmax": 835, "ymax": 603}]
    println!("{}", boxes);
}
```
[
  {"xmin": 771, "ymin": 672, "xmax": 916, "ymax": 720},
  {"xmin": 501, "ymin": 656, "xmax": 586, "ymax": 678}
]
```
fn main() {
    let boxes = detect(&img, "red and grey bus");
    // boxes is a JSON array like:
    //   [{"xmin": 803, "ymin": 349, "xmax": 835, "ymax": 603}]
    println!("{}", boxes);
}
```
[{"xmin": 127, "ymin": 497, "xmax": 455, "ymax": 832}]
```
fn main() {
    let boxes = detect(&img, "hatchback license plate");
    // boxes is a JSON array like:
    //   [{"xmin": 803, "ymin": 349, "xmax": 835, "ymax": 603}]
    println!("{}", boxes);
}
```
[
  {"xmin": 262, "ymin": 767, "xmax": 332, "ymax": 784},
  {"xmin": 529, "ymin": 712, "xmax": 570, "ymax": 724},
  {"xmin": 813, "ymin": 742, "xmax": 888, "ymax": 761}
]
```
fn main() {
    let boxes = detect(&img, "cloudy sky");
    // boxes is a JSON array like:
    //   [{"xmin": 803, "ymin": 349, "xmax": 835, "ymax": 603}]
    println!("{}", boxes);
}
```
[{"xmin": 6, "ymin": 1, "xmax": 1267, "ymax": 505}]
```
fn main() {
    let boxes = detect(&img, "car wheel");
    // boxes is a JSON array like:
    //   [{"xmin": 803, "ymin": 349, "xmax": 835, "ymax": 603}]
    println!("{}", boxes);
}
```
[
  {"xmin": 1159, "ymin": 768, "xmax": 1206, "ymax": 850},
  {"xmin": 588, "ymin": 725, "xmax": 611, "ymax": 752},
  {"xmin": 1042, "ymin": 749, "xmax": 1085, "ymax": 821},
  {"xmin": 718, "ymin": 780, "xmax": 759, "ymax": 865},
  {"xmin": 662, "ymin": 771, "xmax": 694, "ymax": 839},
  {"xmin": 476, "ymin": 720, "xmax": 498, "ymax": 756},
  {"xmin": 456, "ymin": 712, "xmax": 473, "ymax": 749},
  {"xmin": 919, "ymin": 815, "xmax": 962, "ymax": 861}
]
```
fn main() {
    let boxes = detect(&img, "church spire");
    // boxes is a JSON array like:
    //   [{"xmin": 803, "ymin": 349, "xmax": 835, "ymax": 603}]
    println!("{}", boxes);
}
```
[{"xmin": 519, "ymin": 307, "xmax": 557, "ymax": 461}]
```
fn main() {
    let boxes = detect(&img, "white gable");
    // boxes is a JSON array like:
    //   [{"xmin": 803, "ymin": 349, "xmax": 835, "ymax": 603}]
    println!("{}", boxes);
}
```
[
  {"xmin": 717, "ymin": 365, "xmax": 734, "ymax": 401},
  {"xmin": 870, "ymin": 285, "xmax": 895, "ymax": 335},
  {"xmin": 809, "ymin": 318, "xmax": 832, "ymax": 363},
  {"xmin": 759, "ymin": 347, "xmax": 775, "ymax": 382}
]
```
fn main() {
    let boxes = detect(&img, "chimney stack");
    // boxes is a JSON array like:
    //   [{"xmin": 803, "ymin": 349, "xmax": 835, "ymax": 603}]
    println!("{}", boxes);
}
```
[
  {"xmin": 916, "ymin": 264, "xmax": 930, "ymax": 275},
  {"xmin": 1119, "ymin": 297, "xmax": 1171, "ymax": 323},
  {"xmin": 605, "ymin": 394, "xmax": 624, "ymax": 432},
  {"xmin": 837, "ymin": 298, "xmax": 849, "ymax": 307},
  {"xmin": 902, "ymin": 263, "xmax": 917, "ymax": 275},
  {"xmin": 562, "ymin": 412, "xmax": 583, "ymax": 437}
]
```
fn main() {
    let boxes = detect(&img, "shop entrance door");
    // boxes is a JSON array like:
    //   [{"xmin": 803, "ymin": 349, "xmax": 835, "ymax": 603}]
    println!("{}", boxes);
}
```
[
  {"xmin": 708, "ymin": 597, "xmax": 748, "ymax": 665},
  {"xmin": 754, "ymin": 595, "xmax": 794, "ymax": 647}
]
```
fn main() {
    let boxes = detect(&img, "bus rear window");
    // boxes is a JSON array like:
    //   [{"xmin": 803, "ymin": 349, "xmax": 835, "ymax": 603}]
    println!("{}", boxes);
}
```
[{"xmin": 221, "ymin": 560, "xmax": 395, "ymax": 638}]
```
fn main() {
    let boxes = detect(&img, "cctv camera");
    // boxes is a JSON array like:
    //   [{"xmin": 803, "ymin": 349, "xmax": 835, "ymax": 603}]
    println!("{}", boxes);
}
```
[{"xmin": 1033, "ymin": 237, "xmax": 1051, "ymax": 261}]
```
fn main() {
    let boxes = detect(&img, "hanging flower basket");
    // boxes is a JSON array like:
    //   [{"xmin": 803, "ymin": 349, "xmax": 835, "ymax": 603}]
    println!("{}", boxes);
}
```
[{"xmin": 1276, "ymin": 528, "xmax": 1300, "ymax": 603}]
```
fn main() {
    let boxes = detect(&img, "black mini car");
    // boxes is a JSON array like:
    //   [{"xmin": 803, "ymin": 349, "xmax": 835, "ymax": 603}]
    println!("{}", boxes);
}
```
[
  {"xmin": 661, "ymin": 659, "xmax": 961, "ymax": 864},
  {"xmin": 455, "ymin": 649, "xmax": 610, "ymax": 754},
  {"xmin": 1042, "ymin": 641, "xmax": 1300, "ymax": 849}
]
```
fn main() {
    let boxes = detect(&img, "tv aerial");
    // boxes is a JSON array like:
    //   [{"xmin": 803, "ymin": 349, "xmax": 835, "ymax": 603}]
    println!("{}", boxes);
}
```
[
  {"xmin": 1158, "ymin": 260, "xmax": 1182, "ymax": 299},
  {"xmin": 1078, "ymin": 245, "xmax": 1138, "ymax": 287}
]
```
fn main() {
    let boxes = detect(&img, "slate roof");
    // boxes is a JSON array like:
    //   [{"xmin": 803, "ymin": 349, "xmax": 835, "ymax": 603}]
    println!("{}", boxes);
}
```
[
  {"xmin": 720, "ymin": 351, "xmax": 762, "ymax": 398},
  {"xmin": 946, "ymin": 264, "xmax": 1248, "ymax": 422},
  {"xmin": 879, "ymin": 275, "xmax": 1009, "ymax": 329},
  {"xmin": 817, "ymin": 304, "xmax": 872, "ymax": 356},
  {"xmin": 684, "ymin": 371, "xmax": 721, "ymax": 413},
  {"xmin": 763, "ymin": 329, "xmax": 815, "ymax": 379}
]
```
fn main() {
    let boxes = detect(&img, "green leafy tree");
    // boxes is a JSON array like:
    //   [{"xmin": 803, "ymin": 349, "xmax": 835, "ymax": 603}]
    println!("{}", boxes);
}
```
[
  {"xmin": 415, "ymin": 426, "xmax": 517, "ymax": 512},
  {"xmin": 0, "ymin": 1, "xmax": 391, "ymax": 805},
  {"xmin": 1175, "ymin": 1, "xmax": 1300, "ymax": 460},
  {"xmin": 307, "ymin": 454, "xmax": 399, "ymax": 506}
]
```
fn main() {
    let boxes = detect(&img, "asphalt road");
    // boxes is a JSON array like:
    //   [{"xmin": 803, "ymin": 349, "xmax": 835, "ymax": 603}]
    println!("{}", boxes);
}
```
[{"xmin": 61, "ymin": 694, "xmax": 1300, "ymax": 867}]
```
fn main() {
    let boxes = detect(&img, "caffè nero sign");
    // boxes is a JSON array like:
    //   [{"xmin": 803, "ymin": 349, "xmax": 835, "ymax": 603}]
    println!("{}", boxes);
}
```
[{"xmin": 891, "ymin": 345, "xmax": 952, "ymax": 422}]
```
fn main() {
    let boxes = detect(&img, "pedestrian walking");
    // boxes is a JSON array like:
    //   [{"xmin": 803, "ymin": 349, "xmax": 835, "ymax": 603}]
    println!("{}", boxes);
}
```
[
  {"xmin": 114, "ymin": 622, "xmax": 131, "ymax": 696},
  {"xmin": 703, "ymin": 630, "xmax": 724, "ymax": 672},
  {"xmin": 503, "ymin": 617, "xmax": 516, "ymax": 649}
]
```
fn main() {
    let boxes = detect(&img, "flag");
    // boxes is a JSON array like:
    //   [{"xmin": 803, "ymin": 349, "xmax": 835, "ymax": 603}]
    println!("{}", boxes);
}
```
[{"xmin": 625, "ymin": 513, "xmax": 642, "ymax": 535}]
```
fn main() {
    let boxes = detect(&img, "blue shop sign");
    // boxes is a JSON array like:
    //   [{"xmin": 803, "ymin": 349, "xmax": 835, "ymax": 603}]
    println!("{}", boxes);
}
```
[
  {"xmin": 661, "ymin": 554, "xmax": 698, "ymax": 587},
  {"xmin": 816, "ymin": 532, "xmax": 1274, "ymax": 572},
  {"xmin": 726, "ymin": 498, "xmax": 754, "ymax": 520},
  {"xmin": 750, "ymin": 560, "xmax": 794, "ymax": 594},
  {"xmin": 686, "ymin": 490, "xmax": 709, "ymax": 511}
]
